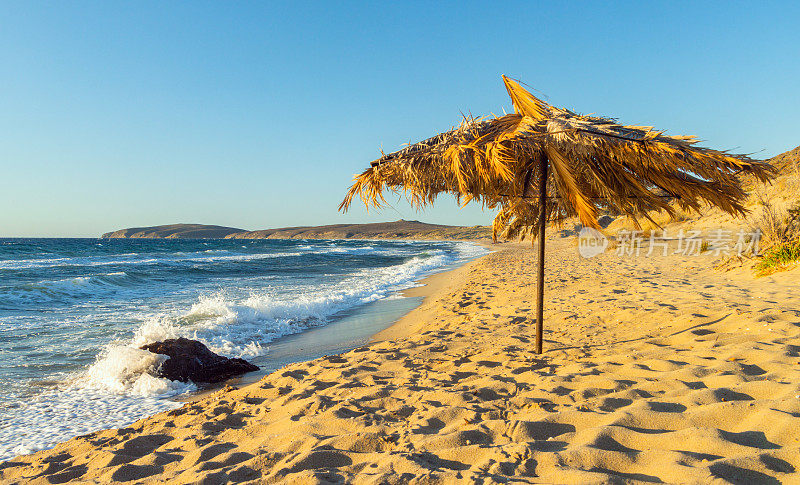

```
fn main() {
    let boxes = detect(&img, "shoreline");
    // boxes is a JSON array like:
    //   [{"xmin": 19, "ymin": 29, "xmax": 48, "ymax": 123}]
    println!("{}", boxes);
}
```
[
  {"xmin": 5, "ymin": 236, "xmax": 799, "ymax": 483},
  {"xmin": 373, "ymin": 239, "xmax": 498, "ymax": 343},
  {"xmin": 181, "ymin": 239, "xmax": 495, "ymax": 402}
]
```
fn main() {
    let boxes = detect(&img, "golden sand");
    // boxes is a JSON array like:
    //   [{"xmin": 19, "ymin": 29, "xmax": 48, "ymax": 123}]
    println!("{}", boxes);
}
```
[{"xmin": 2, "ymin": 236, "xmax": 800, "ymax": 484}]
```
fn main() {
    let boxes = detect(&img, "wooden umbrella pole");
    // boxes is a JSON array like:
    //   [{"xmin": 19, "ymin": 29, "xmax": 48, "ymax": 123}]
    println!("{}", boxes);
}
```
[{"xmin": 535, "ymin": 157, "xmax": 548, "ymax": 354}]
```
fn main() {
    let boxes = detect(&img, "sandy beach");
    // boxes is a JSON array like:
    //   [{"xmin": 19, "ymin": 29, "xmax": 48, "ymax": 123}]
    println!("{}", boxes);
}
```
[
  {"xmin": 2, "ymin": 233, "xmax": 800, "ymax": 484},
  {"xmin": 4, "ymin": 2, "xmax": 797, "ymax": 483}
]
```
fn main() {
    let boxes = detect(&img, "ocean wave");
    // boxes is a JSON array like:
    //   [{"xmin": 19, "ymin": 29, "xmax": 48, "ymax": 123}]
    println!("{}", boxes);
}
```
[
  {"xmin": 167, "ymin": 248, "xmax": 459, "ymax": 358},
  {"xmin": 70, "ymin": 244, "xmax": 477, "ymax": 401},
  {"xmin": 0, "ymin": 272, "xmax": 137, "ymax": 306},
  {"xmin": 0, "ymin": 251, "xmax": 302, "ymax": 271}
]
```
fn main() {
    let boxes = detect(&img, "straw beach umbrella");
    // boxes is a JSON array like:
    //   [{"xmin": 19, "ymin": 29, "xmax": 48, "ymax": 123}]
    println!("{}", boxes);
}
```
[{"xmin": 340, "ymin": 76, "xmax": 775, "ymax": 353}]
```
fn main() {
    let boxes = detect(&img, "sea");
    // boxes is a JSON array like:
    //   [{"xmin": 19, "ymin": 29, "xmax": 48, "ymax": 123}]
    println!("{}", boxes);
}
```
[{"xmin": 0, "ymin": 237, "xmax": 488, "ymax": 461}]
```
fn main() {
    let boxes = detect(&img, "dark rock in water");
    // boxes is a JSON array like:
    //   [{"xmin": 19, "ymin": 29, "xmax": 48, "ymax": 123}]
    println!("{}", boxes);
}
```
[{"xmin": 140, "ymin": 338, "xmax": 259, "ymax": 384}]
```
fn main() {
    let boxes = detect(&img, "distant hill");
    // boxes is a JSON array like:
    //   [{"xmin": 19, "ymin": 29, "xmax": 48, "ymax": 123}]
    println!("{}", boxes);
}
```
[
  {"xmin": 226, "ymin": 220, "xmax": 490, "ymax": 240},
  {"xmin": 101, "ymin": 224, "xmax": 246, "ymax": 239},
  {"xmin": 102, "ymin": 220, "xmax": 491, "ymax": 240}
]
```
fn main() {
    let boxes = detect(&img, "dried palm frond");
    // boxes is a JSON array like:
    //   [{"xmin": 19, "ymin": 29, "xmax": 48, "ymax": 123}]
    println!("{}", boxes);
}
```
[{"xmin": 340, "ymin": 76, "xmax": 776, "ymax": 242}]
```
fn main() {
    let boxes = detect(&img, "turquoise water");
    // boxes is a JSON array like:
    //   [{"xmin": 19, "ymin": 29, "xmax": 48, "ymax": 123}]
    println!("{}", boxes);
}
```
[{"xmin": 0, "ymin": 237, "xmax": 487, "ymax": 460}]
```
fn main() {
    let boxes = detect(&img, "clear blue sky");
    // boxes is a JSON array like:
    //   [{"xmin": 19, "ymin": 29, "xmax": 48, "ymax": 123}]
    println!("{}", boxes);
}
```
[{"xmin": 2, "ymin": 1, "xmax": 798, "ymax": 237}]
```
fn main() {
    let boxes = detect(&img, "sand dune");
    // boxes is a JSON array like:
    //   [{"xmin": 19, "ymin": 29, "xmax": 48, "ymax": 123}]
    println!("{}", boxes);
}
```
[{"xmin": 3, "ymin": 236, "xmax": 800, "ymax": 483}]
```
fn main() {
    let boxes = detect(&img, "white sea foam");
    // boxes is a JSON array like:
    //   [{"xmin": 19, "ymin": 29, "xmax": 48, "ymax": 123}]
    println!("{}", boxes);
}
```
[
  {"xmin": 166, "ymin": 243, "xmax": 487, "ymax": 358},
  {"xmin": 81, "ymin": 345, "xmax": 194, "ymax": 396},
  {"xmin": 0, "ymin": 329, "xmax": 198, "ymax": 461},
  {"xmin": 322, "ymin": 245, "xmax": 376, "ymax": 254},
  {"xmin": 177, "ymin": 254, "xmax": 443, "ymax": 355},
  {"xmin": 130, "ymin": 315, "xmax": 183, "ymax": 347},
  {"xmin": 0, "ymin": 388, "xmax": 183, "ymax": 462}
]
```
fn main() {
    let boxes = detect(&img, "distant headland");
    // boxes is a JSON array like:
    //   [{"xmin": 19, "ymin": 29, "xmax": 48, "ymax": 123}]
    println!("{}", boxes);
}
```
[
  {"xmin": 101, "ymin": 220, "xmax": 491, "ymax": 240},
  {"xmin": 100, "ymin": 224, "xmax": 245, "ymax": 239}
]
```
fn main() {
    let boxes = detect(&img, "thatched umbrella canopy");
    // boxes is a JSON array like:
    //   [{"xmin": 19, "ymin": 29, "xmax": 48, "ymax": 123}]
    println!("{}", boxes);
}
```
[{"xmin": 340, "ymin": 75, "xmax": 775, "ymax": 353}]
